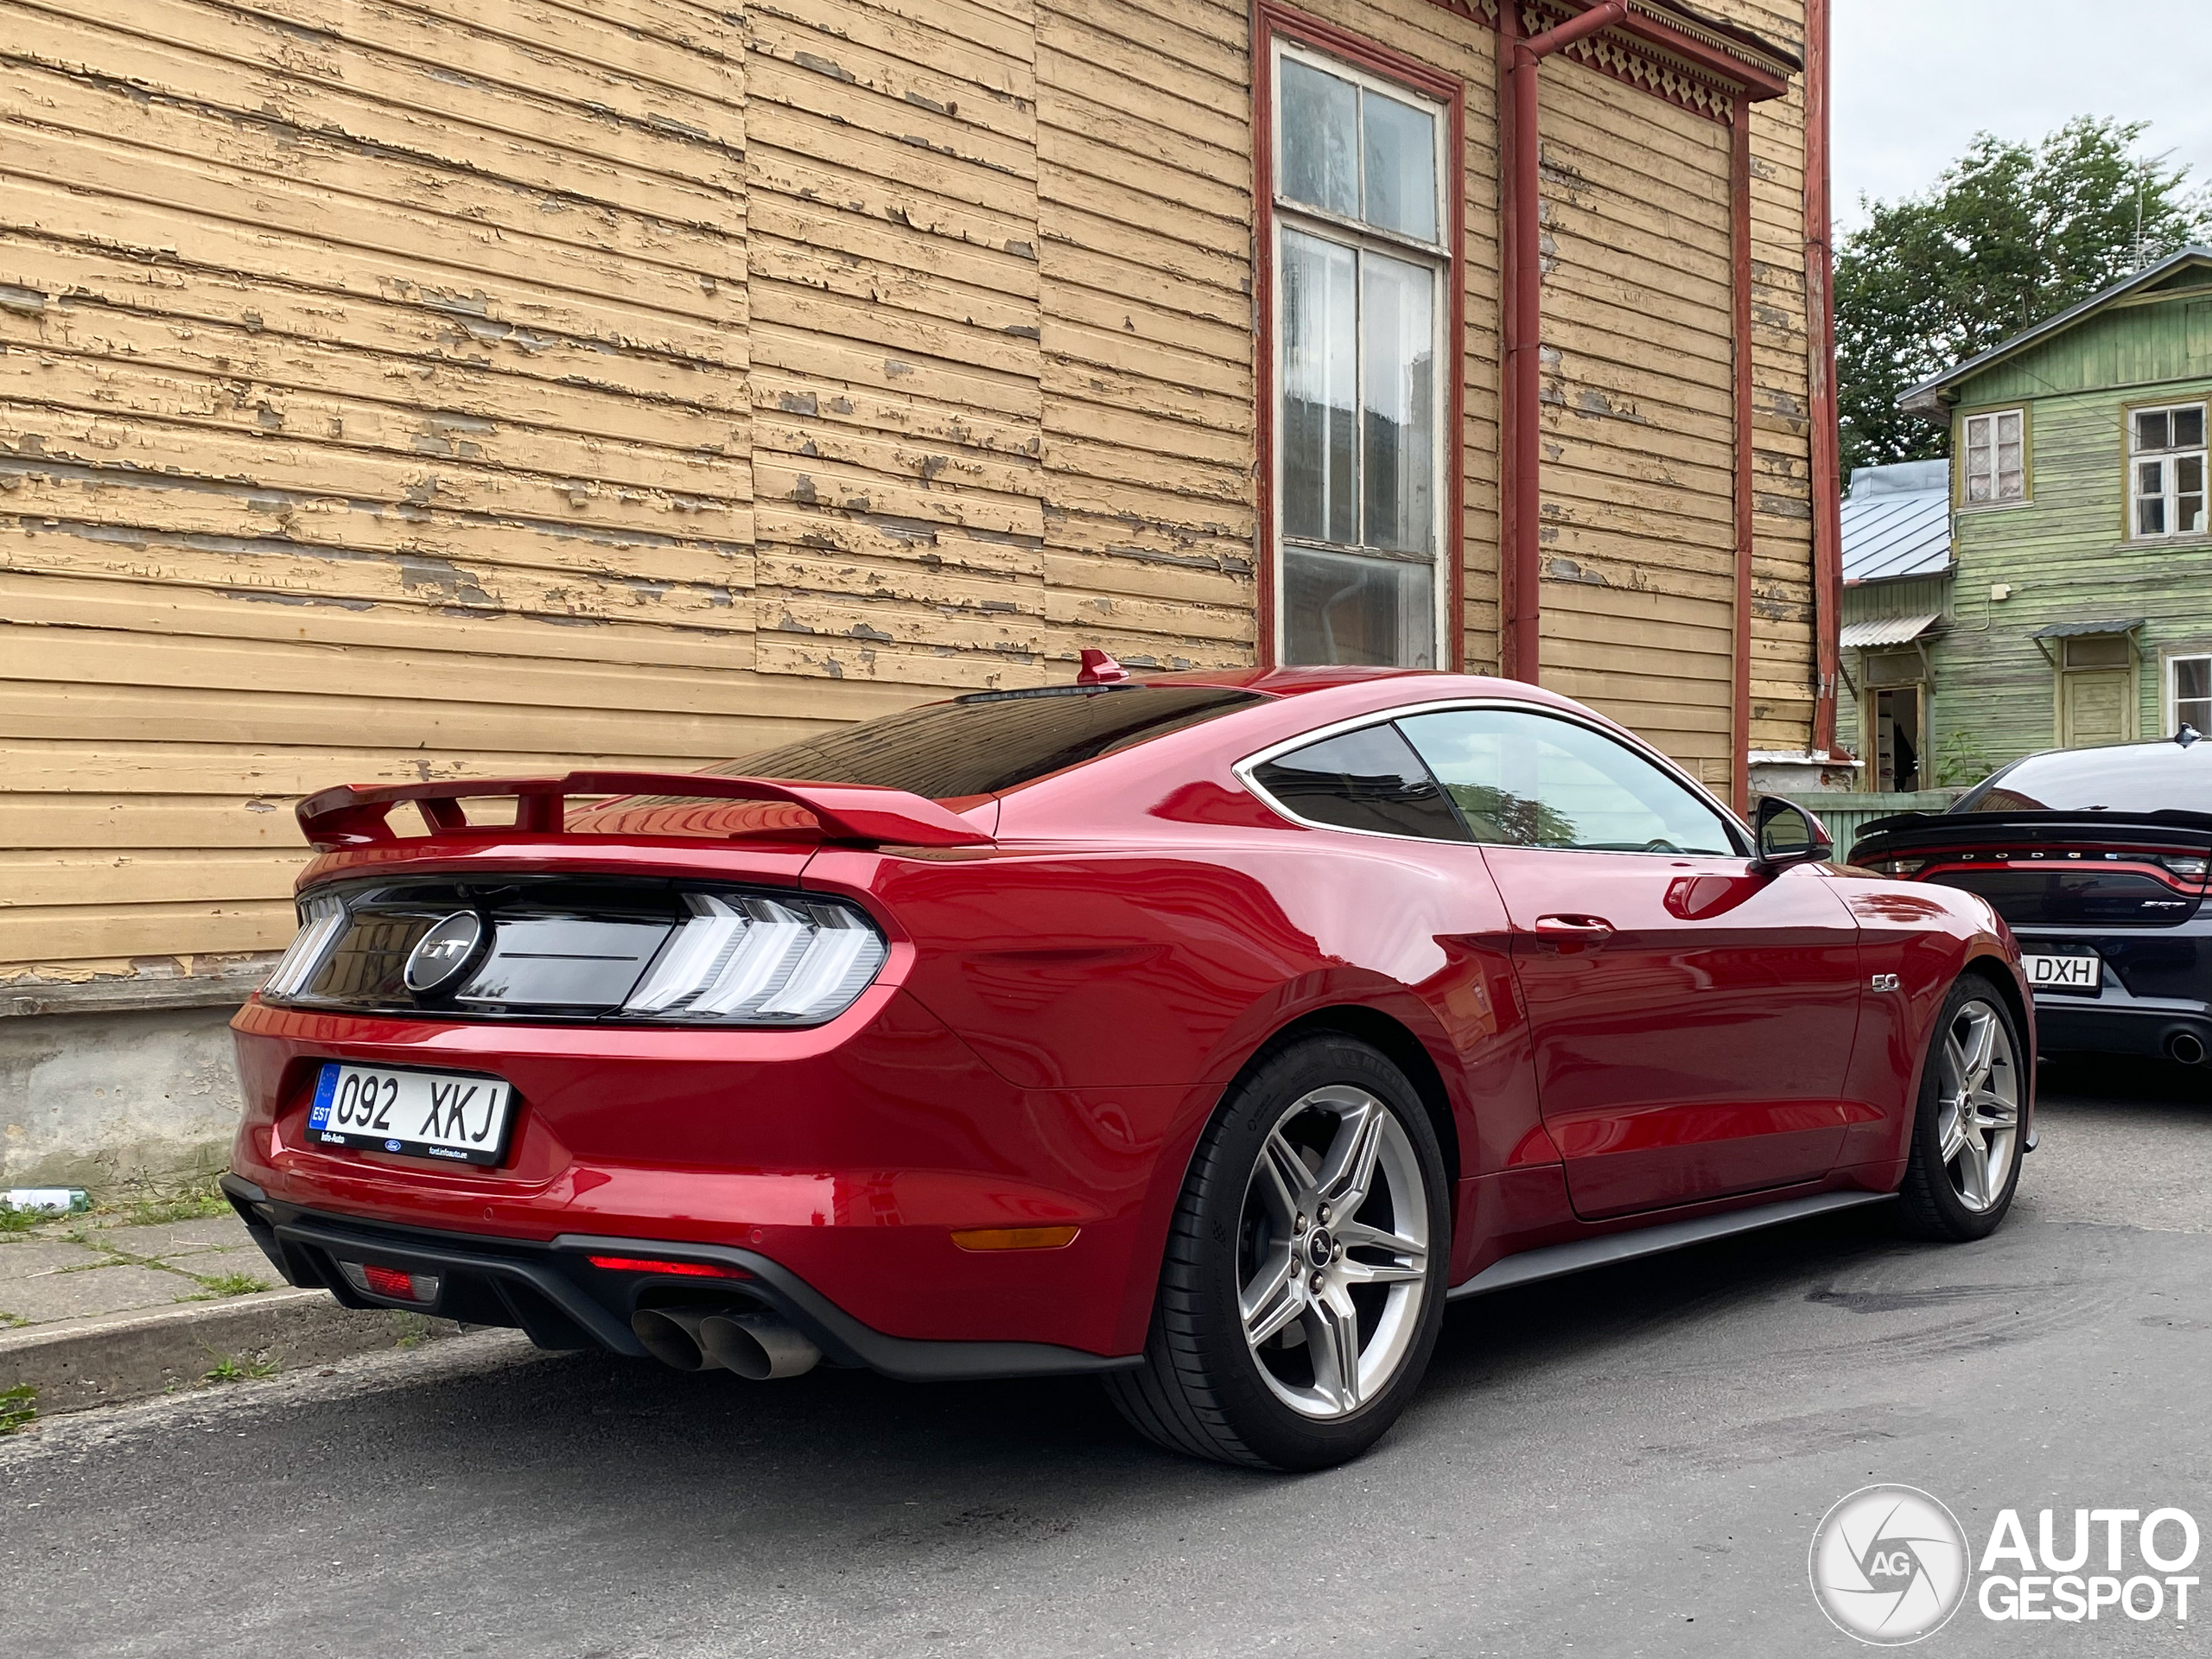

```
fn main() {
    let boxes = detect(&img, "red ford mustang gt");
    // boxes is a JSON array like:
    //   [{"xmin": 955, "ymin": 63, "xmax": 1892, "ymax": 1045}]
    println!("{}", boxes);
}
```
[{"xmin": 225, "ymin": 665, "xmax": 2031, "ymax": 1469}]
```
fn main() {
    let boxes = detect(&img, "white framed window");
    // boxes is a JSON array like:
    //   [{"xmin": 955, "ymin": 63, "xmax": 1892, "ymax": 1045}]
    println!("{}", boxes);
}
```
[
  {"xmin": 2170, "ymin": 653, "xmax": 2212, "ymax": 737},
  {"xmin": 2129, "ymin": 402, "xmax": 2207, "ymax": 537},
  {"xmin": 1960, "ymin": 408, "xmax": 2025, "ymax": 505},
  {"xmin": 1270, "ymin": 37, "xmax": 1450, "ymax": 670}
]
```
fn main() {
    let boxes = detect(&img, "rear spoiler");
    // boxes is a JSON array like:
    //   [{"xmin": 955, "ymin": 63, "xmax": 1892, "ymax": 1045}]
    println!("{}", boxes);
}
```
[
  {"xmin": 295, "ymin": 772, "xmax": 994, "ymax": 853},
  {"xmin": 1853, "ymin": 808, "xmax": 2212, "ymax": 851}
]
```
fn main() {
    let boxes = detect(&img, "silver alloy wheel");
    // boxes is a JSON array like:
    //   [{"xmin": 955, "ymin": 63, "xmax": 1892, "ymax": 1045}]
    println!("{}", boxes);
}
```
[
  {"xmin": 1237, "ymin": 1084, "xmax": 1430, "ymax": 1419},
  {"xmin": 1936, "ymin": 997, "xmax": 2021, "ymax": 1212}
]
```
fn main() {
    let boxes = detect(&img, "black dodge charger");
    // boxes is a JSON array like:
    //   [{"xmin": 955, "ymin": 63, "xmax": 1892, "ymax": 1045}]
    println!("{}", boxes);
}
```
[{"xmin": 1851, "ymin": 734, "xmax": 2212, "ymax": 1066}]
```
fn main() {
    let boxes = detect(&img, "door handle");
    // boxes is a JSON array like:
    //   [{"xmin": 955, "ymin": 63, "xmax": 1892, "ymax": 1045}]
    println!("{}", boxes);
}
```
[{"xmin": 1534, "ymin": 913, "xmax": 1614, "ymax": 942}]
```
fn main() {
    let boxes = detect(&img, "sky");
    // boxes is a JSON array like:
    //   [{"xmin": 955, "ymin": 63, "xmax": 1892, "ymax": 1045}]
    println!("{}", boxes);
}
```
[{"xmin": 1833, "ymin": 0, "xmax": 2212, "ymax": 232}]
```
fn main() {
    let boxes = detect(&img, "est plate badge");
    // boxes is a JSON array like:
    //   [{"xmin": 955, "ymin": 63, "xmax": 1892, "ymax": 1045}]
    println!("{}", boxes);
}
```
[{"xmin": 308, "ymin": 1063, "xmax": 517, "ymax": 1166}]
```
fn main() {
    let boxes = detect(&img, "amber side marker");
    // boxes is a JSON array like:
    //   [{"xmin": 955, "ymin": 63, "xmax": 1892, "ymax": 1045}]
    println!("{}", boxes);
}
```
[{"xmin": 950, "ymin": 1225, "xmax": 1080, "ymax": 1252}]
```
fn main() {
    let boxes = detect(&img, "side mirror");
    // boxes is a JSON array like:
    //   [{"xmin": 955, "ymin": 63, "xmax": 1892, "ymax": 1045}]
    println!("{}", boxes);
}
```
[{"xmin": 1752, "ymin": 795, "xmax": 1834, "ymax": 870}]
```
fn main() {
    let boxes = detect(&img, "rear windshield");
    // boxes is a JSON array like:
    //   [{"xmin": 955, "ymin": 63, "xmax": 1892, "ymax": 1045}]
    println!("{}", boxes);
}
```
[
  {"xmin": 709, "ymin": 685, "xmax": 1265, "ymax": 800},
  {"xmin": 1954, "ymin": 742, "xmax": 2212, "ymax": 814}
]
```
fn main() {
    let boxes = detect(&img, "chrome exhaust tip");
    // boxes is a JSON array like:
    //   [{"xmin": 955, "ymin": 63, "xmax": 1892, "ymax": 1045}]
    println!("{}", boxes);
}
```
[
  {"xmin": 698, "ymin": 1312, "xmax": 822, "ymax": 1380},
  {"xmin": 2168, "ymin": 1032, "xmax": 2207, "ymax": 1066},
  {"xmin": 631, "ymin": 1306, "xmax": 723, "ymax": 1371}
]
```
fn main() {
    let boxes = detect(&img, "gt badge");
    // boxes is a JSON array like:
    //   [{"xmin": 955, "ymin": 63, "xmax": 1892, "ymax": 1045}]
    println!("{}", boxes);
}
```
[{"xmin": 404, "ymin": 912, "xmax": 487, "ymax": 995}]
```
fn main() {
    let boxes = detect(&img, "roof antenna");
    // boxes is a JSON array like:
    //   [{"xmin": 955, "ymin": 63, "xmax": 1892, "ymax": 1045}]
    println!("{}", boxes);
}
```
[
  {"xmin": 1077, "ymin": 647, "xmax": 1130, "ymax": 686},
  {"xmin": 2177, "ymin": 722, "xmax": 2202, "ymax": 748}
]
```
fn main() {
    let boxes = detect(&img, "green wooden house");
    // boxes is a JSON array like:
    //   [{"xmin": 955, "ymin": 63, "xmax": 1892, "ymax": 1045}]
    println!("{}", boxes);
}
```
[{"xmin": 1893, "ymin": 246, "xmax": 2212, "ymax": 775}]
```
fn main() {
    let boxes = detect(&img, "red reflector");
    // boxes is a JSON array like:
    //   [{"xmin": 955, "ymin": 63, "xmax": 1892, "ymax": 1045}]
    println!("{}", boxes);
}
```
[
  {"xmin": 586, "ymin": 1254, "xmax": 749, "ymax": 1279},
  {"xmin": 363, "ymin": 1264, "xmax": 418, "ymax": 1299}
]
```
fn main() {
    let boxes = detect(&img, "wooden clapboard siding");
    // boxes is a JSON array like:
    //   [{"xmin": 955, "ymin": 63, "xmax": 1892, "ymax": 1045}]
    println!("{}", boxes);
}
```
[
  {"xmin": 1036, "ymin": 0, "xmax": 1259, "ymax": 672},
  {"xmin": 1533, "ymin": 60, "xmax": 1736, "ymax": 781},
  {"xmin": 0, "ymin": 0, "xmax": 1818, "ymax": 984},
  {"xmin": 0, "ymin": 0, "xmax": 755, "ymax": 978}
]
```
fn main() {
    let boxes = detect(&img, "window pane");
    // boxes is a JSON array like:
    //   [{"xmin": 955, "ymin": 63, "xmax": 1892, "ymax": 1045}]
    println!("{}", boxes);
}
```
[
  {"xmin": 1251, "ymin": 723, "xmax": 1465, "ymax": 841},
  {"xmin": 2137, "ymin": 409, "xmax": 2171, "ymax": 451},
  {"xmin": 1966, "ymin": 415, "xmax": 1989, "ymax": 448},
  {"xmin": 1396, "ymin": 709, "xmax": 1738, "ymax": 854},
  {"xmin": 2183, "ymin": 495, "xmax": 2207, "ymax": 534},
  {"xmin": 1999, "ymin": 470, "xmax": 2024, "ymax": 499},
  {"xmin": 1360, "ymin": 251, "xmax": 1436, "ymax": 556},
  {"xmin": 1996, "ymin": 410, "xmax": 2021, "ymax": 443},
  {"xmin": 1281, "ymin": 231, "xmax": 1358, "ymax": 545},
  {"xmin": 2179, "ymin": 658, "xmax": 2212, "ymax": 734},
  {"xmin": 1279, "ymin": 59, "xmax": 1357, "ymax": 218},
  {"xmin": 1283, "ymin": 545, "xmax": 1433, "ymax": 667},
  {"xmin": 2178, "ymin": 454, "xmax": 2203, "ymax": 493},
  {"xmin": 2176, "ymin": 405, "xmax": 2206, "ymax": 448},
  {"xmin": 1997, "ymin": 441, "xmax": 2022, "ymax": 473},
  {"xmin": 1967, "ymin": 471, "xmax": 1992, "ymax": 503},
  {"xmin": 1361, "ymin": 90, "xmax": 1437, "ymax": 241},
  {"xmin": 2140, "ymin": 497, "xmax": 2167, "ymax": 535}
]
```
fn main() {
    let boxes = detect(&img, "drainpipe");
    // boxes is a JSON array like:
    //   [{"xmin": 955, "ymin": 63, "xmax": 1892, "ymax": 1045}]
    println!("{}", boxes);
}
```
[
  {"xmin": 1802, "ymin": 0, "xmax": 1845, "ymax": 760},
  {"xmin": 1501, "ymin": 0, "xmax": 1628, "ymax": 684},
  {"xmin": 1731, "ymin": 99, "xmax": 1754, "ymax": 817}
]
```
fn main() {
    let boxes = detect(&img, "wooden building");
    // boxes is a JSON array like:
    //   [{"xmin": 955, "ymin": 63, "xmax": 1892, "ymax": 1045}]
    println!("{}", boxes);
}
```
[
  {"xmin": 1897, "ymin": 247, "xmax": 2212, "ymax": 770},
  {"xmin": 0, "ymin": 0, "xmax": 1840, "ymax": 1179}
]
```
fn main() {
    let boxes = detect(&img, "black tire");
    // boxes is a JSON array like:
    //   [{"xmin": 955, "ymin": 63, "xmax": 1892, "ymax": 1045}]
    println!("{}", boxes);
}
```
[
  {"xmin": 1103, "ymin": 1034, "xmax": 1451, "ymax": 1471},
  {"xmin": 1896, "ymin": 975, "xmax": 2026, "ymax": 1242}
]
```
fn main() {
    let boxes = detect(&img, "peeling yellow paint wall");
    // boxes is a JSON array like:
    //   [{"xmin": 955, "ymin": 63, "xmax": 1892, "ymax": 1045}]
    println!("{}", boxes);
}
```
[
  {"xmin": 1, "ymin": 0, "xmax": 1814, "ymax": 986},
  {"xmin": 1, "ymin": 0, "xmax": 784, "ymax": 979}
]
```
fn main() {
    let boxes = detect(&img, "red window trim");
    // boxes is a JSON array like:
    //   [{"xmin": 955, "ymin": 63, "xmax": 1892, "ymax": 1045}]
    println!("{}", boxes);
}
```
[{"xmin": 1252, "ymin": 2, "xmax": 1468, "ymax": 672}]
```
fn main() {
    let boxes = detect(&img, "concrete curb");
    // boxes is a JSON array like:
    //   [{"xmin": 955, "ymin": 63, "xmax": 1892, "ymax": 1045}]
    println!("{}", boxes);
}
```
[{"xmin": 0, "ymin": 1288, "xmax": 463, "ymax": 1417}]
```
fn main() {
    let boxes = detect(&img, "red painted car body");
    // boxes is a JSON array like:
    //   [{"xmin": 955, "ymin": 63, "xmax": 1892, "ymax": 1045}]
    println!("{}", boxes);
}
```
[{"xmin": 226, "ymin": 668, "xmax": 2030, "ymax": 1376}]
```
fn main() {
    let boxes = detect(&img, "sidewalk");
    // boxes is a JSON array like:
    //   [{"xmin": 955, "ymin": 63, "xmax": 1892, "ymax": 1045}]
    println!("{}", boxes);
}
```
[{"xmin": 1, "ymin": 1192, "xmax": 458, "ymax": 1426}]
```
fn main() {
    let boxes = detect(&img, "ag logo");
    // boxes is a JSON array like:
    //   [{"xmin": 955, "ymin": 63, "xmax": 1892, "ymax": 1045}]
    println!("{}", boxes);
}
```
[
  {"xmin": 404, "ymin": 912, "xmax": 486, "ymax": 996},
  {"xmin": 1809, "ymin": 1484, "xmax": 1970, "ymax": 1644}
]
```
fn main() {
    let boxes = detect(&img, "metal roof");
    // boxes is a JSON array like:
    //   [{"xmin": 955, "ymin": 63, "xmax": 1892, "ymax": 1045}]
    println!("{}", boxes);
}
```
[
  {"xmin": 2031, "ymin": 617, "xmax": 2145, "ymax": 639},
  {"xmin": 1840, "ymin": 613, "xmax": 1942, "ymax": 649},
  {"xmin": 1897, "ymin": 247, "xmax": 2212, "ymax": 416},
  {"xmin": 1840, "ymin": 461, "xmax": 1951, "ymax": 582}
]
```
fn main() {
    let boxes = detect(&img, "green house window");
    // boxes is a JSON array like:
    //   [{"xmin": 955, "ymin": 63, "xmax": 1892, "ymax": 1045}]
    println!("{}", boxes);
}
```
[
  {"xmin": 2172, "ymin": 655, "xmax": 2212, "ymax": 739},
  {"xmin": 2130, "ymin": 403, "xmax": 2207, "ymax": 537},
  {"xmin": 1961, "ymin": 409, "xmax": 2024, "ymax": 504}
]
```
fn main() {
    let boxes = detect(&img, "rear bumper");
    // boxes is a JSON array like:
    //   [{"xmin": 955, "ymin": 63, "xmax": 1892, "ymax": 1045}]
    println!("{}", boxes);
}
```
[
  {"xmin": 224, "ymin": 1175, "xmax": 1139, "ymax": 1382},
  {"xmin": 2015, "ymin": 923, "xmax": 2212, "ymax": 1060},
  {"xmin": 2031, "ymin": 997, "xmax": 2212, "ymax": 1060}
]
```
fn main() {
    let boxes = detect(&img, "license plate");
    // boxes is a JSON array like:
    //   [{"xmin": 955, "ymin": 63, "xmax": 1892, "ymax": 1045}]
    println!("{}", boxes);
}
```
[
  {"xmin": 308, "ymin": 1063, "xmax": 516, "ymax": 1166},
  {"xmin": 2024, "ymin": 953, "xmax": 2101, "ymax": 993}
]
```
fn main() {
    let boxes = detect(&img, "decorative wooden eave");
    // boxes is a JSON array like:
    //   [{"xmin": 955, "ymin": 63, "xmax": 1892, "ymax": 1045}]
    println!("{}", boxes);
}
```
[
  {"xmin": 1517, "ymin": 1, "xmax": 1796, "ymax": 119},
  {"xmin": 1422, "ymin": 0, "xmax": 1796, "ymax": 118}
]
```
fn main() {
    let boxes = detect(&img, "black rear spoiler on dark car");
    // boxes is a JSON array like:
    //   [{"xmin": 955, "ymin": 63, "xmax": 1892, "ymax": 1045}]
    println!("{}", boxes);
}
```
[{"xmin": 1851, "ymin": 808, "xmax": 2212, "ymax": 860}]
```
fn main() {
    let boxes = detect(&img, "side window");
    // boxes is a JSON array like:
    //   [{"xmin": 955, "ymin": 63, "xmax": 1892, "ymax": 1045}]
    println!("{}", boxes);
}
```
[
  {"xmin": 1395, "ymin": 709, "xmax": 1740, "ymax": 855},
  {"xmin": 1250, "ymin": 723, "xmax": 1467, "ymax": 841}
]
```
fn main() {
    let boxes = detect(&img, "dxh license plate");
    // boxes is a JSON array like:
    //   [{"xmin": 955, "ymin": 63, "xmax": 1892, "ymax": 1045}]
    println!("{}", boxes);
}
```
[
  {"xmin": 308, "ymin": 1063, "xmax": 517, "ymax": 1166},
  {"xmin": 2024, "ymin": 953, "xmax": 2101, "ymax": 993}
]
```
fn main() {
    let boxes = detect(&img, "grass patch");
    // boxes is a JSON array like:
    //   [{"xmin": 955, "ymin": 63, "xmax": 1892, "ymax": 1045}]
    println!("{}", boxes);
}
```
[
  {"xmin": 0, "ymin": 1310, "xmax": 26, "ymax": 1329},
  {"xmin": 0, "ymin": 1202, "xmax": 55, "ymax": 1237},
  {"xmin": 200, "ymin": 1351, "xmax": 280, "ymax": 1384},
  {"xmin": 0, "ymin": 1384, "xmax": 35, "ymax": 1434},
  {"xmin": 194, "ymin": 1271, "xmax": 270, "ymax": 1298},
  {"xmin": 110, "ymin": 1170, "xmax": 232, "ymax": 1228}
]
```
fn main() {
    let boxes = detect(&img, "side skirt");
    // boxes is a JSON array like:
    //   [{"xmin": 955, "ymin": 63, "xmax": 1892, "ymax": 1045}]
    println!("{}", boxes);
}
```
[{"xmin": 1446, "ymin": 1190, "xmax": 1896, "ymax": 1300}]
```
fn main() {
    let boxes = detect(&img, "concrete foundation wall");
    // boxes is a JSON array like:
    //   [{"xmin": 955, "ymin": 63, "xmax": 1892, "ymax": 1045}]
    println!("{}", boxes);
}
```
[{"xmin": 0, "ymin": 1006, "xmax": 245, "ymax": 1189}]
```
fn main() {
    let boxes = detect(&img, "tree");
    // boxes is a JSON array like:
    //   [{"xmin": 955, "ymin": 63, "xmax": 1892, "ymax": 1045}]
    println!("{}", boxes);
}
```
[{"xmin": 1835, "ymin": 118, "xmax": 2209, "ymax": 473}]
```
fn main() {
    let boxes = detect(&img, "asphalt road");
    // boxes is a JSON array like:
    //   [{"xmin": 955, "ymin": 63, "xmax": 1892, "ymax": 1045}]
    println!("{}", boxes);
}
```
[{"xmin": 6, "ymin": 1058, "xmax": 2210, "ymax": 1659}]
